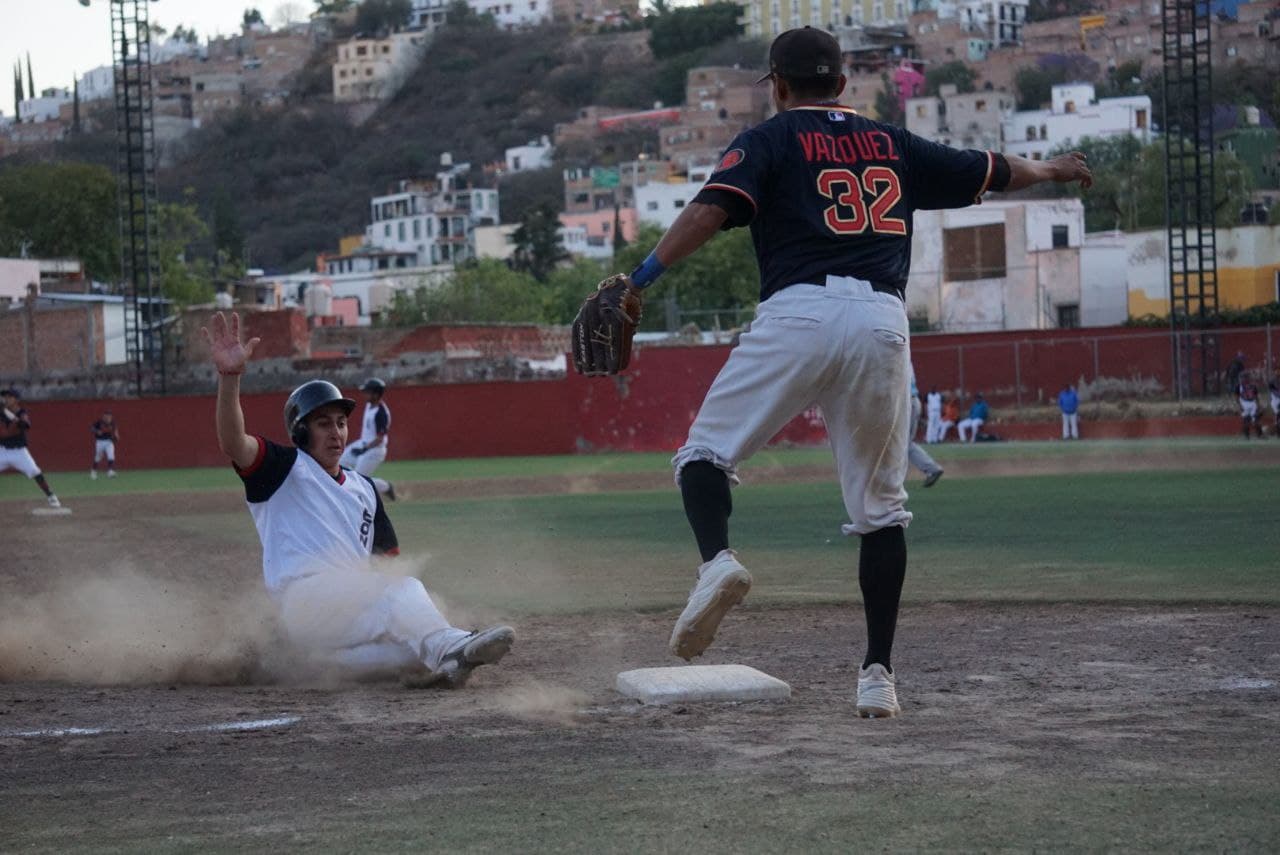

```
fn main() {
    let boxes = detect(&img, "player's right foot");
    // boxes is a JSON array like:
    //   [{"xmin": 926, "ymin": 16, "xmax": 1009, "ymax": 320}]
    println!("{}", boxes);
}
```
[
  {"xmin": 923, "ymin": 468, "xmax": 944, "ymax": 488},
  {"xmin": 89, "ymin": 469, "xmax": 98, "ymax": 480},
  {"xmin": 670, "ymin": 549, "xmax": 752, "ymax": 661},
  {"xmin": 857, "ymin": 663, "xmax": 901, "ymax": 718},
  {"xmin": 384, "ymin": 482, "xmax": 397, "ymax": 501},
  {"xmin": 435, "ymin": 625, "xmax": 515, "ymax": 688},
  {"xmin": 46, "ymin": 494, "xmax": 61, "ymax": 508}
]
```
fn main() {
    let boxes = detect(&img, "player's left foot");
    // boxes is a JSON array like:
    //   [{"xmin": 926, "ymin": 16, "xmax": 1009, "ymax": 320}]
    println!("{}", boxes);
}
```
[
  {"xmin": 856, "ymin": 663, "xmax": 901, "ymax": 718},
  {"xmin": 670, "ymin": 549, "xmax": 752, "ymax": 661},
  {"xmin": 107, "ymin": 469, "xmax": 117, "ymax": 478},
  {"xmin": 384, "ymin": 482, "xmax": 397, "ymax": 501},
  {"xmin": 46, "ymin": 494, "xmax": 61, "ymax": 509},
  {"xmin": 923, "ymin": 468, "xmax": 944, "ymax": 488},
  {"xmin": 435, "ymin": 625, "xmax": 515, "ymax": 688},
  {"xmin": 89, "ymin": 469, "xmax": 98, "ymax": 480}
]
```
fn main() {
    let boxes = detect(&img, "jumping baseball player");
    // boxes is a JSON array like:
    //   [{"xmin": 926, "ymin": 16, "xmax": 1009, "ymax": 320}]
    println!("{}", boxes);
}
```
[
  {"xmin": 202, "ymin": 312, "xmax": 513, "ymax": 686},
  {"xmin": 1, "ymin": 388, "xmax": 61, "ymax": 508},
  {"xmin": 339, "ymin": 378, "xmax": 396, "ymax": 501},
  {"xmin": 908, "ymin": 367, "xmax": 944, "ymax": 487},
  {"xmin": 90, "ymin": 412, "xmax": 119, "ymax": 479},
  {"xmin": 571, "ymin": 26, "xmax": 1091, "ymax": 718}
]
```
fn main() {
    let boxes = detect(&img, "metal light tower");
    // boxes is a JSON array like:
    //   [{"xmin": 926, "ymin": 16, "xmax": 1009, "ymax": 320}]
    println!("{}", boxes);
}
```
[
  {"xmin": 1161, "ymin": 0, "xmax": 1218, "ymax": 399},
  {"xmin": 83, "ymin": 0, "xmax": 165, "ymax": 395}
]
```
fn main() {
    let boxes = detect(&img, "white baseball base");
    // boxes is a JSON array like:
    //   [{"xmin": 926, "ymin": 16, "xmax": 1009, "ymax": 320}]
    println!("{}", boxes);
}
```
[
  {"xmin": 31, "ymin": 507, "xmax": 72, "ymax": 516},
  {"xmin": 616, "ymin": 664, "xmax": 791, "ymax": 705}
]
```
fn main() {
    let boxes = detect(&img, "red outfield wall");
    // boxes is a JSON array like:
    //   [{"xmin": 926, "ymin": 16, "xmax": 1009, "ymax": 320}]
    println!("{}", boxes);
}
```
[{"xmin": 8, "ymin": 330, "xmax": 1260, "ymax": 472}]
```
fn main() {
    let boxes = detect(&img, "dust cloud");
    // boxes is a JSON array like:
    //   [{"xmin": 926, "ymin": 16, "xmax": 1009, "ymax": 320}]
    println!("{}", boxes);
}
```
[{"xmin": 0, "ymin": 563, "xmax": 278, "ymax": 685}]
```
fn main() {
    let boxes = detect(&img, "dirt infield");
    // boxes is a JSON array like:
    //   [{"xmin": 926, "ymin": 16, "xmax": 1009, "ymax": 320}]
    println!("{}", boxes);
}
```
[
  {"xmin": 2, "ymin": 447, "xmax": 1278, "ymax": 849},
  {"xmin": 3, "ymin": 603, "xmax": 1278, "ymax": 849}
]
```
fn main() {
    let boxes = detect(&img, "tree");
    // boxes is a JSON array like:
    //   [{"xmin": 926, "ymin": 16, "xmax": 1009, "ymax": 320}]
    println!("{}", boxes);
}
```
[
  {"xmin": 211, "ymin": 187, "xmax": 246, "ymax": 270},
  {"xmin": 647, "ymin": 3, "xmax": 742, "ymax": 60},
  {"xmin": 72, "ymin": 77, "xmax": 80, "ymax": 133},
  {"xmin": 26, "ymin": 52, "xmax": 34, "ymax": 100},
  {"xmin": 385, "ymin": 260, "xmax": 546, "ymax": 324},
  {"xmin": 171, "ymin": 24, "xmax": 200, "ymax": 44},
  {"xmin": 511, "ymin": 204, "xmax": 569, "ymax": 282},
  {"xmin": 272, "ymin": 2, "xmax": 308, "ymax": 27},
  {"xmin": 1095, "ymin": 59, "xmax": 1143, "ymax": 99},
  {"xmin": 1027, "ymin": 0, "xmax": 1097, "ymax": 22},
  {"xmin": 612, "ymin": 205, "xmax": 627, "ymax": 254},
  {"xmin": 924, "ymin": 61, "xmax": 976, "ymax": 97},
  {"xmin": 498, "ymin": 168, "xmax": 564, "ymax": 226},
  {"xmin": 1044, "ymin": 136, "xmax": 1254, "ymax": 232},
  {"xmin": 314, "ymin": 0, "xmax": 357, "ymax": 12},
  {"xmin": 1014, "ymin": 53, "xmax": 1099, "ymax": 109},
  {"xmin": 874, "ymin": 73, "xmax": 903, "ymax": 125},
  {"xmin": 156, "ymin": 197, "xmax": 216, "ymax": 306},
  {"xmin": 13, "ymin": 64, "xmax": 23, "ymax": 115},
  {"xmin": 0, "ymin": 162, "xmax": 119, "ymax": 281},
  {"xmin": 355, "ymin": 0, "xmax": 413, "ymax": 33},
  {"xmin": 243, "ymin": 7, "xmax": 265, "ymax": 26}
]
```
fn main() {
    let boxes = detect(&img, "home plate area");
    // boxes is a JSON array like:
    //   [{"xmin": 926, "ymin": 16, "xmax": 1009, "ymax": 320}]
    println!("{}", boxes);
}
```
[
  {"xmin": 31, "ymin": 506, "xmax": 73, "ymax": 516},
  {"xmin": 616, "ymin": 664, "xmax": 792, "ymax": 705}
]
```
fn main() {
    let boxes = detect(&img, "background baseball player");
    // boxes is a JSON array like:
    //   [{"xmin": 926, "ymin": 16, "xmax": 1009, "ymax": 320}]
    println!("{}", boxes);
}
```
[
  {"xmin": 340, "ymin": 378, "xmax": 396, "ymax": 501},
  {"xmin": 908, "ymin": 367, "xmax": 944, "ymax": 487},
  {"xmin": 1269, "ymin": 370, "xmax": 1280, "ymax": 437},
  {"xmin": 924, "ymin": 385, "xmax": 943, "ymax": 443},
  {"xmin": 202, "ymin": 313, "xmax": 512, "ymax": 686},
  {"xmin": 1, "ymin": 388, "xmax": 61, "ymax": 508},
  {"xmin": 572, "ymin": 26, "xmax": 1091, "ymax": 718},
  {"xmin": 1238, "ymin": 372, "xmax": 1263, "ymax": 439},
  {"xmin": 90, "ymin": 411, "xmax": 119, "ymax": 479}
]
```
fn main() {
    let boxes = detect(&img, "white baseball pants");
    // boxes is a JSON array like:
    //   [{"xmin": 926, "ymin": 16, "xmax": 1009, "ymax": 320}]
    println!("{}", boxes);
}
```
[
  {"xmin": 340, "ymin": 442, "xmax": 386, "ymax": 476},
  {"xmin": 0, "ymin": 446, "xmax": 42, "ymax": 478},
  {"xmin": 94, "ymin": 439, "xmax": 116, "ymax": 462},
  {"xmin": 673, "ymin": 279, "xmax": 912, "ymax": 535},
  {"xmin": 925, "ymin": 409, "xmax": 942, "ymax": 443},
  {"xmin": 279, "ymin": 571, "xmax": 470, "ymax": 675},
  {"xmin": 1240, "ymin": 399, "xmax": 1259, "ymax": 419},
  {"xmin": 1061, "ymin": 412, "xmax": 1079, "ymax": 439},
  {"xmin": 957, "ymin": 418, "xmax": 984, "ymax": 442}
]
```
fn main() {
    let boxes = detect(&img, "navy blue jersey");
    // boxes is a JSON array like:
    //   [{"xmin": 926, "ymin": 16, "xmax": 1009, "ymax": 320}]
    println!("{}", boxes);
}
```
[
  {"xmin": 92, "ymin": 420, "xmax": 118, "ymax": 441},
  {"xmin": 700, "ymin": 104, "xmax": 996, "ymax": 301},
  {"xmin": 1, "ymin": 407, "xmax": 31, "ymax": 449}
]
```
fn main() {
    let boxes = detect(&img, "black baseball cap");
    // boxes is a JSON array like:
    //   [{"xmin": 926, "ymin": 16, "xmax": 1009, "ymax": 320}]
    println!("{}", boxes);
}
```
[
  {"xmin": 0, "ymin": 388, "xmax": 18, "ymax": 398},
  {"xmin": 756, "ymin": 27, "xmax": 843, "ymax": 84}
]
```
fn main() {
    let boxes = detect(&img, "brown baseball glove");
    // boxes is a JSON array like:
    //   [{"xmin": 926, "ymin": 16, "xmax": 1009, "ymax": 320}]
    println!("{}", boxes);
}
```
[{"xmin": 571, "ymin": 273, "xmax": 644, "ymax": 376}]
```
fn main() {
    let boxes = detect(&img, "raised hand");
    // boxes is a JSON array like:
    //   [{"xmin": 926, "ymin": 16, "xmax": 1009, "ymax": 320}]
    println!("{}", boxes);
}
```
[{"xmin": 201, "ymin": 311, "xmax": 261, "ymax": 376}]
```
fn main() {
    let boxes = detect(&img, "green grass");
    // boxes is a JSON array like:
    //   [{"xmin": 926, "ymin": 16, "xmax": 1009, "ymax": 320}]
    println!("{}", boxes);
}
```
[{"xmin": 155, "ymin": 466, "xmax": 1280, "ymax": 611}]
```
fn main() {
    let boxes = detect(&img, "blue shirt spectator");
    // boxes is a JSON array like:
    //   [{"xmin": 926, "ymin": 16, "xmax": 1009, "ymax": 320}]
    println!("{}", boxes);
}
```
[
  {"xmin": 1057, "ymin": 386, "xmax": 1078, "ymax": 415},
  {"xmin": 968, "ymin": 398, "xmax": 989, "ymax": 421}
]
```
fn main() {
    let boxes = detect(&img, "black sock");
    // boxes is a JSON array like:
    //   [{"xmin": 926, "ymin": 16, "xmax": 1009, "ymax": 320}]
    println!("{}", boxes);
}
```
[
  {"xmin": 680, "ymin": 461, "xmax": 732, "ymax": 563},
  {"xmin": 859, "ymin": 525, "xmax": 907, "ymax": 671},
  {"xmin": 34, "ymin": 474, "xmax": 53, "ymax": 497}
]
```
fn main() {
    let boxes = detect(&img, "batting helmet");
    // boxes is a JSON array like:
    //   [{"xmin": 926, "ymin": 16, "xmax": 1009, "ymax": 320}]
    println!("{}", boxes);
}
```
[
  {"xmin": 361, "ymin": 377, "xmax": 387, "ymax": 395},
  {"xmin": 284, "ymin": 380, "xmax": 355, "ymax": 449}
]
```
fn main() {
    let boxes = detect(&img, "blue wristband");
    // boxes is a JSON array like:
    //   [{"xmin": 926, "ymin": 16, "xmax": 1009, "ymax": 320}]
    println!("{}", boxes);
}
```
[{"xmin": 630, "ymin": 251, "xmax": 666, "ymax": 289}]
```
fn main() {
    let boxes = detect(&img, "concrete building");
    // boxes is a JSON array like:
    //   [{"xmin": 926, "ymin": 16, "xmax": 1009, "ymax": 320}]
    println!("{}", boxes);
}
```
[
  {"xmin": 474, "ymin": 224, "xmax": 520, "ymax": 261},
  {"xmin": 191, "ymin": 71, "xmax": 244, "ymax": 125},
  {"xmin": 1003, "ymin": 83, "xmax": 1151, "ymax": 161},
  {"xmin": 660, "ymin": 66, "xmax": 771, "ymax": 166},
  {"xmin": 1102, "ymin": 224, "xmax": 1280, "ymax": 320},
  {"xmin": 633, "ymin": 163, "xmax": 716, "ymax": 230},
  {"xmin": 562, "ymin": 161, "xmax": 672, "ymax": 215},
  {"xmin": 906, "ymin": 198, "xmax": 1086, "ymax": 332},
  {"xmin": 17, "ymin": 88, "xmax": 72, "ymax": 123},
  {"xmin": 934, "ymin": 0, "xmax": 1029, "ymax": 47},
  {"xmin": 740, "ymin": 0, "xmax": 912, "ymax": 40},
  {"xmin": 409, "ymin": 0, "xmax": 552, "ymax": 32},
  {"xmin": 550, "ymin": 0, "xmax": 640, "ymax": 24},
  {"xmin": 504, "ymin": 137, "xmax": 554, "ymax": 172},
  {"xmin": 906, "ymin": 83, "xmax": 1014, "ymax": 149},
  {"xmin": 333, "ymin": 30, "xmax": 429, "ymax": 103},
  {"xmin": 364, "ymin": 159, "xmax": 500, "ymax": 267},
  {"xmin": 559, "ymin": 208, "xmax": 639, "ymax": 259},
  {"xmin": 77, "ymin": 66, "xmax": 115, "ymax": 103}
]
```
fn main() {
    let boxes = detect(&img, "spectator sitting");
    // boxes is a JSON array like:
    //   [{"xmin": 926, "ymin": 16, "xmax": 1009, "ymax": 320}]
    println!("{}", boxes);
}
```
[
  {"xmin": 957, "ymin": 393, "xmax": 989, "ymax": 443},
  {"xmin": 939, "ymin": 396, "xmax": 960, "ymax": 442}
]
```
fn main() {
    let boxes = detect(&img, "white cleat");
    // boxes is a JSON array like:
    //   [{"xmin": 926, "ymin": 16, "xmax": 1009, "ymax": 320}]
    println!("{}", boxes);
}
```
[
  {"xmin": 107, "ymin": 469, "xmax": 117, "ymax": 478},
  {"xmin": 433, "ymin": 625, "xmax": 515, "ymax": 689},
  {"xmin": 670, "ymin": 549, "xmax": 752, "ymax": 661},
  {"xmin": 46, "ymin": 494, "xmax": 61, "ymax": 508},
  {"xmin": 857, "ymin": 663, "xmax": 901, "ymax": 718},
  {"xmin": 90, "ymin": 469, "xmax": 98, "ymax": 480}
]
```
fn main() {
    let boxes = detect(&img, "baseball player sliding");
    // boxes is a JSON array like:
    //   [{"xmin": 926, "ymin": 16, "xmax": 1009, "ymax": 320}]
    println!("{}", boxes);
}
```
[
  {"xmin": 1, "ymin": 388, "xmax": 61, "ymax": 508},
  {"xmin": 339, "ymin": 378, "xmax": 396, "ymax": 501},
  {"xmin": 202, "ymin": 312, "xmax": 513, "ymax": 686},
  {"xmin": 572, "ymin": 26, "xmax": 1091, "ymax": 717}
]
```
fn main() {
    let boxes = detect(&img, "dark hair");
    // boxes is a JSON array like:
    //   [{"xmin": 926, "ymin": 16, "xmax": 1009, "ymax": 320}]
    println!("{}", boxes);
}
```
[{"xmin": 780, "ymin": 74, "xmax": 842, "ymax": 100}]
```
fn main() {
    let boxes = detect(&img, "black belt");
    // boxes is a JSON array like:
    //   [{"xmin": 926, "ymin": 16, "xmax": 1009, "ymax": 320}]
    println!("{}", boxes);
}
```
[{"xmin": 871, "ymin": 282, "xmax": 905, "ymax": 301}]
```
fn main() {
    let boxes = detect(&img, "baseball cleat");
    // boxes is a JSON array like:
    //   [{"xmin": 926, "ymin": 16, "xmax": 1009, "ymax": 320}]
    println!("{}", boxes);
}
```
[
  {"xmin": 434, "ymin": 625, "xmax": 515, "ymax": 688},
  {"xmin": 923, "ymin": 468, "xmax": 944, "ymax": 488},
  {"xmin": 107, "ymin": 469, "xmax": 117, "ymax": 478},
  {"xmin": 90, "ymin": 469, "xmax": 98, "ymax": 480},
  {"xmin": 46, "ymin": 494, "xmax": 61, "ymax": 509},
  {"xmin": 384, "ymin": 482, "xmax": 397, "ymax": 502},
  {"xmin": 857, "ymin": 663, "xmax": 901, "ymax": 718},
  {"xmin": 670, "ymin": 549, "xmax": 752, "ymax": 661}
]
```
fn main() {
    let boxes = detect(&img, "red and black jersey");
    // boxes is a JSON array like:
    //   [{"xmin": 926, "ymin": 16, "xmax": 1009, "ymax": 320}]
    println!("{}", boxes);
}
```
[
  {"xmin": 695, "ymin": 104, "xmax": 996, "ymax": 301},
  {"xmin": 92, "ymin": 420, "xmax": 118, "ymax": 441},
  {"xmin": 0, "ymin": 407, "xmax": 31, "ymax": 449},
  {"xmin": 1238, "ymin": 382, "xmax": 1259, "ymax": 402}
]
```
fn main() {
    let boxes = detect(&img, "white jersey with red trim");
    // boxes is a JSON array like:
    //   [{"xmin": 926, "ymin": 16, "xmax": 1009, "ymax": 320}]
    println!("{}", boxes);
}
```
[{"xmin": 236, "ymin": 437, "xmax": 398, "ymax": 595}]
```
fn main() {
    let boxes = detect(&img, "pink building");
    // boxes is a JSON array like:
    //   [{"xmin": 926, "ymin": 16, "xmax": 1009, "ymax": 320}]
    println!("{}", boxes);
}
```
[
  {"xmin": 893, "ymin": 61, "xmax": 926, "ymax": 115},
  {"xmin": 559, "ymin": 208, "xmax": 639, "ymax": 260}
]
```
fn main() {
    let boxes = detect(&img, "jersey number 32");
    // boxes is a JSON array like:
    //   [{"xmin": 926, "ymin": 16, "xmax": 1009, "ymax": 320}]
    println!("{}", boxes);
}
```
[{"xmin": 816, "ymin": 167, "xmax": 907, "ymax": 236}]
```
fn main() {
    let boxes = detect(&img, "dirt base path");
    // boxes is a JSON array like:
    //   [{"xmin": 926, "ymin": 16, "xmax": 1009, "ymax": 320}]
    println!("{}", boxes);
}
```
[{"xmin": 2, "ymin": 603, "xmax": 1278, "ymax": 850}]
